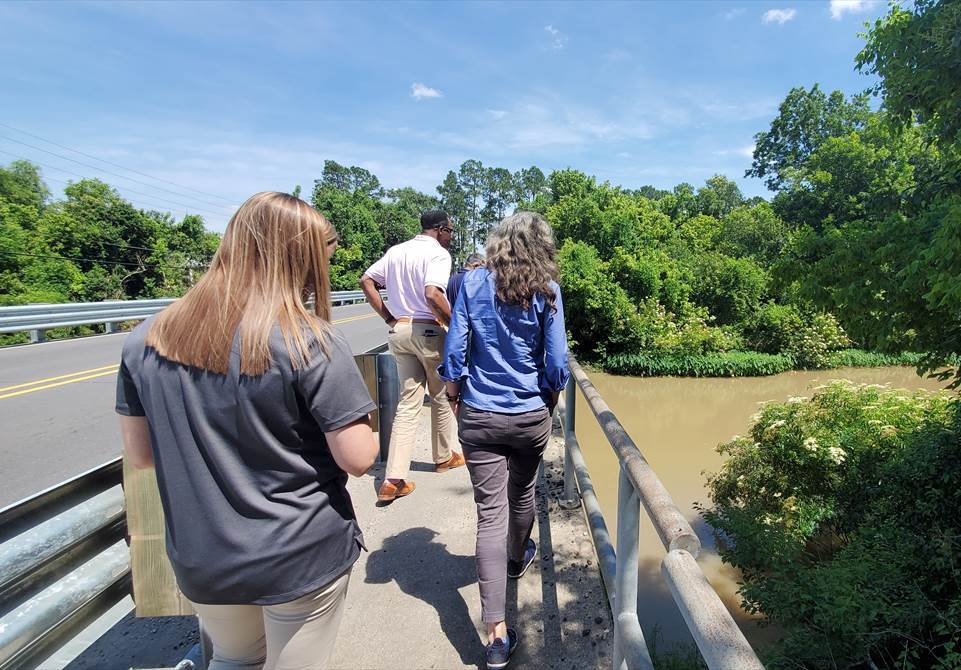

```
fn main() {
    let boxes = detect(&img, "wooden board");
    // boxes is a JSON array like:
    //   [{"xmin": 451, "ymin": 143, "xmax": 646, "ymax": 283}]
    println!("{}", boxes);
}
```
[
  {"xmin": 354, "ymin": 353, "xmax": 380, "ymax": 432},
  {"xmin": 123, "ymin": 460, "xmax": 194, "ymax": 617},
  {"xmin": 124, "ymin": 353, "xmax": 379, "ymax": 617}
]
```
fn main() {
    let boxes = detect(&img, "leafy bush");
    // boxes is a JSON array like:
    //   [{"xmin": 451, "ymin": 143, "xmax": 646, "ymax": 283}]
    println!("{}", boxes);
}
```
[
  {"xmin": 703, "ymin": 383, "xmax": 961, "ymax": 669},
  {"xmin": 785, "ymin": 311, "xmax": 850, "ymax": 368},
  {"xmin": 744, "ymin": 303, "xmax": 849, "ymax": 368},
  {"xmin": 688, "ymin": 252, "xmax": 769, "ymax": 326},
  {"xmin": 827, "ymin": 349, "xmax": 924, "ymax": 368},
  {"xmin": 602, "ymin": 351, "xmax": 795, "ymax": 377},
  {"xmin": 558, "ymin": 240, "xmax": 648, "ymax": 358}
]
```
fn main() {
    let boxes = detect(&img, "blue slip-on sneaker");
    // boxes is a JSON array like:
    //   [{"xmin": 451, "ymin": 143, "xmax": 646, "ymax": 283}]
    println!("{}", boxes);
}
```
[
  {"xmin": 507, "ymin": 539, "xmax": 536, "ymax": 579},
  {"xmin": 486, "ymin": 628, "xmax": 518, "ymax": 669}
]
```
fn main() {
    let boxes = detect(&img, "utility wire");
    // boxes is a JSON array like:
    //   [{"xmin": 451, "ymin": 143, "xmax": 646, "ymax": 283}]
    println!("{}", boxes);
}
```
[
  {"xmin": 0, "ymin": 249, "xmax": 210, "ymax": 271},
  {"xmin": 0, "ymin": 134, "xmax": 235, "ymax": 212},
  {"xmin": 0, "ymin": 121, "xmax": 236, "ymax": 205},
  {"xmin": 10, "ymin": 164, "xmax": 229, "ymax": 219}
]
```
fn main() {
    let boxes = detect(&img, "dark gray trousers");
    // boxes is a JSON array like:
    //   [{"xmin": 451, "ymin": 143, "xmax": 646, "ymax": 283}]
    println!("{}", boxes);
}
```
[{"xmin": 458, "ymin": 404, "xmax": 552, "ymax": 623}]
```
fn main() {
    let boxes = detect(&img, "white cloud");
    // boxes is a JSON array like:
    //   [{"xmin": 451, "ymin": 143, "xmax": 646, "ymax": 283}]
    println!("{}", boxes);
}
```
[
  {"xmin": 762, "ymin": 8, "xmax": 797, "ymax": 24},
  {"xmin": 617, "ymin": 152, "xmax": 632, "ymax": 158},
  {"xmin": 714, "ymin": 144, "xmax": 756, "ymax": 158},
  {"xmin": 410, "ymin": 82, "xmax": 443, "ymax": 100},
  {"xmin": 544, "ymin": 24, "xmax": 567, "ymax": 49},
  {"xmin": 488, "ymin": 109, "xmax": 508, "ymax": 120},
  {"xmin": 829, "ymin": 0, "xmax": 877, "ymax": 20},
  {"xmin": 724, "ymin": 8, "xmax": 746, "ymax": 20}
]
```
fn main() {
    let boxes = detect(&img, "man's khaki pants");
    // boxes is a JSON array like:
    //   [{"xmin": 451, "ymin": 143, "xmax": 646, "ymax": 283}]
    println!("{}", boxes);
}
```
[{"xmin": 385, "ymin": 321, "xmax": 458, "ymax": 480}]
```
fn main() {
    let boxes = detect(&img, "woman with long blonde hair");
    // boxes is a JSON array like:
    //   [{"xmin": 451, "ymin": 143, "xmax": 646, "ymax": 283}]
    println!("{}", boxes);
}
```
[
  {"xmin": 439, "ymin": 211, "xmax": 570, "ymax": 669},
  {"xmin": 116, "ymin": 192, "xmax": 378, "ymax": 669}
]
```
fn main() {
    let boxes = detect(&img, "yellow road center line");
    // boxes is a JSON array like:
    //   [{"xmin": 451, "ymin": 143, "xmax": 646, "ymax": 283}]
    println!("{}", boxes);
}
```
[
  {"xmin": 0, "ymin": 369, "xmax": 120, "ymax": 400},
  {"xmin": 0, "ymin": 363, "xmax": 120, "ymax": 394},
  {"xmin": 0, "ymin": 312, "xmax": 379, "ymax": 400},
  {"xmin": 331, "ymin": 313, "xmax": 379, "ymax": 325}
]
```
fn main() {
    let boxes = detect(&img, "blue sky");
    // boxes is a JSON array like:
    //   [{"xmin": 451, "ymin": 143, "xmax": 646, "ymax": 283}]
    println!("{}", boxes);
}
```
[{"xmin": 1, "ymin": 0, "xmax": 889, "ymax": 231}]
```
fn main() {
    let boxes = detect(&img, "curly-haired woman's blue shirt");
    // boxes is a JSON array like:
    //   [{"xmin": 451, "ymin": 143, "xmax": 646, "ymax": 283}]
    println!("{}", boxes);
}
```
[{"xmin": 438, "ymin": 268, "xmax": 570, "ymax": 413}]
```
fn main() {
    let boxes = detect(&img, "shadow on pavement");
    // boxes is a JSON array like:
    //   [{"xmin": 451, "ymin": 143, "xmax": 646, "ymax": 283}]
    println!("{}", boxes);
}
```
[{"xmin": 364, "ymin": 527, "xmax": 483, "ymax": 667}]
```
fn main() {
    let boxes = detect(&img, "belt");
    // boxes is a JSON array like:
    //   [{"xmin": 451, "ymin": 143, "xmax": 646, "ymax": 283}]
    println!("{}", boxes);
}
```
[{"xmin": 395, "ymin": 316, "xmax": 441, "ymax": 326}]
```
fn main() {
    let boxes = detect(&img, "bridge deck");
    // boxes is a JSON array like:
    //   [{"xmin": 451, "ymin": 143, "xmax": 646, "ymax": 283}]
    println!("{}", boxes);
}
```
[{"xmin": 330, "ymin": 406, "xmax": 612, "ymax": 670}]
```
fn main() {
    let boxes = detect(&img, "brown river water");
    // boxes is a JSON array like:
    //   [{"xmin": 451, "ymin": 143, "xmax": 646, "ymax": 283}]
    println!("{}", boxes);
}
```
[{"xmin": 571, "ymin": 366, "xmax": 948, "ymax": 650}]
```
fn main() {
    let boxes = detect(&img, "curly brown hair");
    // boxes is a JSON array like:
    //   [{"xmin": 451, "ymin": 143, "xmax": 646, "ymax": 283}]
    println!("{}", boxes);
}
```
[{"xmin": 484, "ymin": 211, "xmax": 559, "ymax": 311}]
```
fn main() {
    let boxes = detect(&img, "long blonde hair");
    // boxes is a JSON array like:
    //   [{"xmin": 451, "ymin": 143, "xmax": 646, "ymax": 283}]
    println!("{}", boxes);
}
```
[
  {"xmin": 485, "ymin": 211, "xmax": 558, "ymax": 311},
  {"xmin": 146, "ymin": 191, "xmax": 335, "ymax": 376}
]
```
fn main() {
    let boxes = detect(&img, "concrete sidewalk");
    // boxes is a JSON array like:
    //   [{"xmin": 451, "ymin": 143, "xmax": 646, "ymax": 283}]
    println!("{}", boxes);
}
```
[{"xmin": 330, "ymin": 408, "xmax": 612, "ymax": 670}]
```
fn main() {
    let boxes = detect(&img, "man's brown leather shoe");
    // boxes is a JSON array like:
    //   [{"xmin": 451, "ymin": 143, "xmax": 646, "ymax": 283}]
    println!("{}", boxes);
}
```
[
  {"xmin": 377, "ymin": 479, "xmax": 416, "ymax": 502},
  {"xmin": 435, "ymin": 451, "xmax": 465, "ymax": 472}
]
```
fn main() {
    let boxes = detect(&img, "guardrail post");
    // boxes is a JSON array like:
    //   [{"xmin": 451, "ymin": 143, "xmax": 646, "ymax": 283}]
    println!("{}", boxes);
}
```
[
  {"xmin": 614, "ymin": 466, "xmax": 654, "ymax": 670},
  {"xmin": 105, "ymin": 321, "xmax": 118, "ymax": 334},
  {"xmin": 29, "ymin": 328, "xmax": 45, "ymax": 343},
  {"xmin": 559, "ymin": 377, "xmax": 580, "ymax": 509},
  {"xmin": 375, "ymin": 352, "xmax": 400, "ymax": 463}
]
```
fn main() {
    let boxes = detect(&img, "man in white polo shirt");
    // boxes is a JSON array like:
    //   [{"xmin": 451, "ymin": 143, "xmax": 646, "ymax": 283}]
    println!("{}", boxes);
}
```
[{"xmin": 360, "ymin": 210, "xmax": 465, "ymax": 503}]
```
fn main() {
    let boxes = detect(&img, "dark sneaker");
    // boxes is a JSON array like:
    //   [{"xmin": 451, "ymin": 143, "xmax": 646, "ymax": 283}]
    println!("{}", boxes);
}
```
[
  {"xmin": 507, "ymin": 539, "xmax": 536, "ymax": 579},
  {"xmin": 486, "ymin": 628, "xmax": 518, "ymax": 669}
]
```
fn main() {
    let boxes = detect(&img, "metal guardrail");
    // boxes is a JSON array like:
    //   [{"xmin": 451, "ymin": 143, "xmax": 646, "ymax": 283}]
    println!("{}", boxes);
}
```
[
  {"xmin": 0, "ymin": 291, "xmax": 379, "ymax": 342},
  {"xmin": 0, "ymin": 459, "xmax": 128, "ymax": 670},
  {"xmin": 560, "ymin": 355, "xmax": 765, "ymax": 670}
]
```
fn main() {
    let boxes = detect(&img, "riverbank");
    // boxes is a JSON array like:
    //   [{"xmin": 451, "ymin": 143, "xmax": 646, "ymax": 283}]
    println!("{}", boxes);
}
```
[
  {"xmin": 570, "ymin": 364, "xmax": 948, "ymax": 651},
  {"xmin": 599, "ymin": 349, "xmax": 924, "ymax": 378}
]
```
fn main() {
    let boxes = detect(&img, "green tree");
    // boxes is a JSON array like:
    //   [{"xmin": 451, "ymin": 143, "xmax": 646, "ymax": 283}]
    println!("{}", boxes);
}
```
[
  {"xmin": 695, "ymin": 174, "xmax": 744, "ymax": 219},
  {"xmin": 0, "ymin": 160, "xmax": 49, "ymax": 211},
  {"xmin": 858, "ymin": 0, "xmax": 961, "ymax": 148},
  {"xmin": 437, "ymin": 170, "xmax": 469, "ymax": 261},
  {"xmin": 747, "ymin": 85, "xmax": 872, "ymax": 190},
  {"xmin": 457, "ymin": 159, "xmax": 485, "ymax": 251},
  {"xmin": 513, "ymin": 166, "xmax": 547, "ymax": 205}
]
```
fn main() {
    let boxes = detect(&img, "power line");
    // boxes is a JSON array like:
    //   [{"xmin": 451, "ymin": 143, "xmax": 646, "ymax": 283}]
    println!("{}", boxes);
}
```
[
  {"xmin": 5, "ymin": 160, "xmax": 229, "ymax": 218},
  {"xmin": 0, "ymin": 121, "xmax": 236, "ymax": 205},
  {"xmin": 0, "ymin": 134, "xmax": 235, "ymax": 212},
  {"xmin": 34, "ymin": 172, "xmax": 222, "ymax": 220},
  {"xmin": 0, "ymin": 249, "xmax": 210, "ymax": 271}
]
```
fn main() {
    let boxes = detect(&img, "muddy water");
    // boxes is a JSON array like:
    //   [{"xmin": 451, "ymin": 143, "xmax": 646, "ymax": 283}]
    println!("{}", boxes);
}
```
[{"xmin": 571, "ymin": 366, "xmax": 948, "ymax": 649}]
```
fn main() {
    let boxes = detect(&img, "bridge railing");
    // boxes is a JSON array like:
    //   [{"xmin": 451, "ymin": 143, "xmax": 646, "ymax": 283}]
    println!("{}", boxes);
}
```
[
  {"xmin": 0, "ymin": 291, "xmax": 380, "ymax": 343},
  {"xmin": 0, "ymin": 459, "xmax": 128, "ymax": 670},
  {"xmin": 561, "ymin": 355, "xmax": 764, "ymax": 670}
]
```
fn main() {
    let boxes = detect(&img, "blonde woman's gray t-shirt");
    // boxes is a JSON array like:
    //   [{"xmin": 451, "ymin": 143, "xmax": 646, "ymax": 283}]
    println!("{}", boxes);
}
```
[{"xmin": 116, "ymin": 318, "xmax": 375, "ymax": 605}]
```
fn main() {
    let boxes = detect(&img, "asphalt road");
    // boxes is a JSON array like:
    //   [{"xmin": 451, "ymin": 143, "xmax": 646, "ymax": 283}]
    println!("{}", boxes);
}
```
[{"xmin": 0, "ymin": 302, "xmax": 389, "ymax": 508}]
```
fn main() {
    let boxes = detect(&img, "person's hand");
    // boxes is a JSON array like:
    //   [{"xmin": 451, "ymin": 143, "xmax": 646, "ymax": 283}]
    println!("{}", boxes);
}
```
[
  {"xmin": 387, "ymin": 317, "xmax": 397, "ymax": 328},
  {"xmin": 448, "ymin": 398, "xmax": 460, "ymax": 417}
]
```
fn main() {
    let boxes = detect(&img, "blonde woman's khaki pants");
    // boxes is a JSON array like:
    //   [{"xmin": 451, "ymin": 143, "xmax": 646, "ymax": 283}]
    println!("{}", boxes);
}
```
[{"xmin": 189, "ymin": 568, "xmax": 350, "ymax": 670}]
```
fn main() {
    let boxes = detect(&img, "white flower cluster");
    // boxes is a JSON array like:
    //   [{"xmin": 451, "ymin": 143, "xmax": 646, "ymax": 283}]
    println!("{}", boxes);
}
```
[
  {"xmin": 827, "ymin": 446, "xmax": 847, "ymax": 465},
  {"xmin": 803, "ymin": 437, "xmax": 819, "ymax": 453}
]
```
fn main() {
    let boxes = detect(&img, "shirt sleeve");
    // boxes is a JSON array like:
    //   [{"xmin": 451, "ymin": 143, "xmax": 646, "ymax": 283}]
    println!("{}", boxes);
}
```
[
  {"xmin": 542, "ymin": 284, "xmax": 570, "ymax": 392},
  {"xmin": 438, "ymin": 287, "xmax": 470, "ymax": 382},
  {"xmin": 363, "ymin": 252, "xmax": 388, "ymax": 286},
  {"xmin": 298, "ymin": 332, "xmax": 377, "ymax": 432},
  {"xmin": 115, "ymin": 358, "xmax": 146, "ymax": 417},
  {"xmin": 424, "ymin": 249, "xmax": 452, "ymax": 289}
]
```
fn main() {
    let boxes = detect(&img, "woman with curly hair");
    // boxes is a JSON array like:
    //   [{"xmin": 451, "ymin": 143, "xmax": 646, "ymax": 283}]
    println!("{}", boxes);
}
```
[{"xmin": 438, "ymin": 211, "xmax": 569, "ymax": 669}]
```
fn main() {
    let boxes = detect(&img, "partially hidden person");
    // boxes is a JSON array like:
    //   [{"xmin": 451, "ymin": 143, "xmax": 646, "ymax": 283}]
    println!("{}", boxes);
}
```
[
  {"xmin": 438, "ymin": 211, "xmax": 570, "ymax": 669},
  {"xmin": 117, "ymin": 191, "xmax": 379, "ymax": 670},
  {"xmin": 360, "ymin": 210, "xmax": 465, "ymax": 504},
  {"xmin": 446, "ymin": 252, "xmax": 486, "ymax": 309}
]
